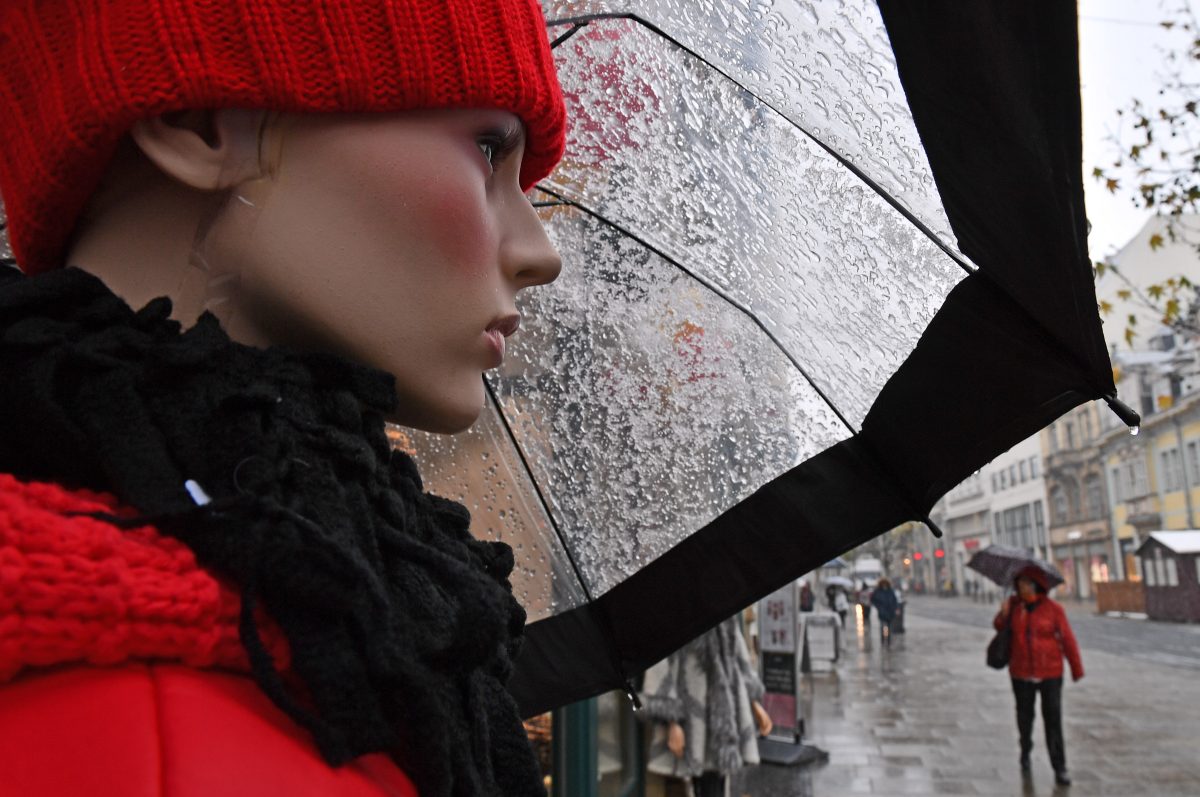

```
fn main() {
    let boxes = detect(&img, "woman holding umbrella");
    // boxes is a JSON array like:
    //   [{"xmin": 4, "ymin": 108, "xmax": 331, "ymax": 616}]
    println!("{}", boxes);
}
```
[
  {"xmin": 0, "ymin": 1, "xmax": 564, "ymax": 795},
  {"xmin": 993, "ymin": 567, "xmax": 1085, "ymax": 787}
]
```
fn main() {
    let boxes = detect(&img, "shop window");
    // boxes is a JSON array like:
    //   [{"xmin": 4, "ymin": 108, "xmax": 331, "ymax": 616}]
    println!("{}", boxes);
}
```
[
  {"xmin": 1144, "ymin": 558, "xmax": 1157, "ymax": 586},
  {"xmin": 1164, "ymin": 557, "xmax": 1179, "ymax": 587}
]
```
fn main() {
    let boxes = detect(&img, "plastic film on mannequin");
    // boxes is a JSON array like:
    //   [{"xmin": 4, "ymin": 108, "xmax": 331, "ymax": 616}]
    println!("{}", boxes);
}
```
[{"xmin": 188, "ymin": 109, "xmax": 278, "ymax": 327}]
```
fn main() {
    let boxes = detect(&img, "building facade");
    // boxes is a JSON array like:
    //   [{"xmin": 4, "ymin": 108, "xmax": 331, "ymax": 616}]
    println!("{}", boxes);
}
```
[
  {"xmin": 1041, "ymin": 401, "xmax": 1116, "ymax": 599},
  {"xmin": 1099, "ymin": 336, "xmax": 1200, "ymax": 580}
]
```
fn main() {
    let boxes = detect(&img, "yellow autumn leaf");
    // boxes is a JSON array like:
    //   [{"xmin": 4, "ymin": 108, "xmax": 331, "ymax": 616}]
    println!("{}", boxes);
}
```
[{"xmin": 1149, "ymin": 233, "xmax": 1165, "ymax": 250}]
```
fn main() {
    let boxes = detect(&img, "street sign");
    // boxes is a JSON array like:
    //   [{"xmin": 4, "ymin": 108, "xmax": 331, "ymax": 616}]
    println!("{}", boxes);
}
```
[{"xmin": 758, "ymin": 583, "xmax": 801, "ymax": 741}]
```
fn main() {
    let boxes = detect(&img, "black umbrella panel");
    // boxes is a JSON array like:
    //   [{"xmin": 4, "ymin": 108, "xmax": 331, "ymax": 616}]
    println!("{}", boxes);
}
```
[{"xmin": 400, "ymin": 0, "xmax": 1137, "ymax": 716}]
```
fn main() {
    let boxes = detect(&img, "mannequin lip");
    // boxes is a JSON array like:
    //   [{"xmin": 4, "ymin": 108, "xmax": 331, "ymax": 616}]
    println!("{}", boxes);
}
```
[{"xmin": 486, "ymin": 314, "xmax": 521, "ymax": 337}]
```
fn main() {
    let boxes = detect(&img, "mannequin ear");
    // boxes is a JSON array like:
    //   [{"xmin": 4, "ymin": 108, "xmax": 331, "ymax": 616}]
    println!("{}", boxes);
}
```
[{"xmin": 129, "ymin": 109, "xmax": 266, "ymax": 190}]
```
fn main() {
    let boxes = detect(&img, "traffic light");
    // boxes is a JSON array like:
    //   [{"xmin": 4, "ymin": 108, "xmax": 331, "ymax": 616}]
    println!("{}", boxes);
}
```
[
  {"xmin": 934, "ymin": 549, "xmax": 945, "ymax": 559},
  {"xmin": 912, "ymin": 551, "xmax": 923, "ymax": 561}
]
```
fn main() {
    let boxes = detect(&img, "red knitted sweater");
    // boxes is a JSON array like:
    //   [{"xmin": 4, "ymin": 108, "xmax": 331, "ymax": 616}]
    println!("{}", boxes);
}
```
[{"xmin": 0, "ymin": 472, "xmax": 290, "ymax": 683}]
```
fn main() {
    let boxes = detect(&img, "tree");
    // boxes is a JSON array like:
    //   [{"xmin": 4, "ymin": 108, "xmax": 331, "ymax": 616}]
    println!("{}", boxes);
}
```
[{"xmin": 1092, "ymin": 1, "xmax": 1200, "ymax": 344}]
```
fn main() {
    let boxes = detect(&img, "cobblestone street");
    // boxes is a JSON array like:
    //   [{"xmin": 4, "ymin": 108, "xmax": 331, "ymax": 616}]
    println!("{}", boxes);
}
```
[{"xmin": 733, "ymin": 596, "xmax": 1200, "ymax": 796}]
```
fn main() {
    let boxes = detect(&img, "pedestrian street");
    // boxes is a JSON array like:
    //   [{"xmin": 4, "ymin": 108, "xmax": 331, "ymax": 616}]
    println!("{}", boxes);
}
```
[{"xmin": 733, "ymin": 597, "xmax": 1200, "ymax": 796}]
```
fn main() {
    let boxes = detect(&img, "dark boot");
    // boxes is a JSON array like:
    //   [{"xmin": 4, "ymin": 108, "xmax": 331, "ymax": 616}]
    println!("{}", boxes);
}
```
[{"xmin": 1054, "ymin": 770, "xmax": 1071, "ymax": 786}]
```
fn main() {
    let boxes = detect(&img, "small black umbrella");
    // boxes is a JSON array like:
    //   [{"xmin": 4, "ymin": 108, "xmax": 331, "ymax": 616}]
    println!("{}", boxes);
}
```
[{"xmin": 967, "ymin": 545, "xmax": 1065, "ymax": 591}]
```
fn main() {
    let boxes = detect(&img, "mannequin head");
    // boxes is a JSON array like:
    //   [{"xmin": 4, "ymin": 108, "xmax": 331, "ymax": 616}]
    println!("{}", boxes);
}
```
[
  {"xmin": 68, "ymin": 107, "xmax": 561, "ymax": 432},
  {"xmin": 0, "ymin": 0, "xmax": 566, "ymax": 434}
]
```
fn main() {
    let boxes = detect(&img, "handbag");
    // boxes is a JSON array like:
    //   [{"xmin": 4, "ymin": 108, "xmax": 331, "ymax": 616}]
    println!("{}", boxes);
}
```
[{"xmin": 986, "ymin": 607, "xmax": 1012, "ymax": 669}]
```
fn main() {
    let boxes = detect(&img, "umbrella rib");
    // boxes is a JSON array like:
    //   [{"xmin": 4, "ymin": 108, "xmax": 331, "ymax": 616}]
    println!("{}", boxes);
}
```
[
  {"xmin": 480, "ymin": 378, "xmax": 596, "ymax": 605},
  {"xmin": 545, "ymin": 12, "xmax": 976, "ymax": 278},
  {"xmin": 535, "ymin": 185, "xmax": 859, "ymax": 438}
]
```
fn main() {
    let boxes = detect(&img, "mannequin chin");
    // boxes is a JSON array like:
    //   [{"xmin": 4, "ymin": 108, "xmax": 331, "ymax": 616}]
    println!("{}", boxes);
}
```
[{"xmin": 66, "ymin": 108, "xmax": 561, "ymax": 435}]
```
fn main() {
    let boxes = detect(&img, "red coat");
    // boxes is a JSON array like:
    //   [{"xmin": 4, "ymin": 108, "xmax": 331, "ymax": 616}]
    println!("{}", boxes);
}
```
[
  {"xmin": 0, "ymin": 474, "xmax": 418, "ymax": 796},
  {"xmin": 993, "ymin": 596, "xmax": 1084, "ymax": 681}
]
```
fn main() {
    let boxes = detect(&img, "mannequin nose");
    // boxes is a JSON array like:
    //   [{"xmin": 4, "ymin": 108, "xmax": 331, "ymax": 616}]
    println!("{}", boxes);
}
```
[{"xmin": 501, "ymin": 194, "xmax": 562, "ymax": 290}]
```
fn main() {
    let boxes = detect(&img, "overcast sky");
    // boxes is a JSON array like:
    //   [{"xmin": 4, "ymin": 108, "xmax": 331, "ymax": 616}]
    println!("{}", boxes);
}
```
[{"xmin": 1079, "ymin": 0, "xmax": 1199, "ymax": 259}]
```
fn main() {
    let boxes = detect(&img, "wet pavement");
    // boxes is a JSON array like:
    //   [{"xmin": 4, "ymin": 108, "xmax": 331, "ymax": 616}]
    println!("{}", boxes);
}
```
[{"xmin": 731, "ymin": 597, "xmax": 1200, "ymax": 796}]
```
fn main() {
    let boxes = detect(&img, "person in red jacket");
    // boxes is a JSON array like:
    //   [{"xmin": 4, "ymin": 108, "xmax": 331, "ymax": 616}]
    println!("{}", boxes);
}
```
[
  {"xmin": 0, "ymin": 1, "xmax": 565, "ymax": 795},
  {"xmin": 993, "ymin": 567, "xmax": 1084, "ymax": 787}
]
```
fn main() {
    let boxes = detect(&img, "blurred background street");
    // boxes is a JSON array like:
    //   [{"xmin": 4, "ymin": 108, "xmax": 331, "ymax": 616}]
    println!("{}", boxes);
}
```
[{"xmin": 732, "ymin": 596, "xmax": 1200, "ymax": 796}]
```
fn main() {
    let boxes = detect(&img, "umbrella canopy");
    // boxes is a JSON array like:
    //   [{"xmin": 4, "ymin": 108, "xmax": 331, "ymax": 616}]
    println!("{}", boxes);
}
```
[
  {"xmin": 823, "ymin": 576, "xmax": 856, "ymax": 590},
  {"xmin": 967, "ymin": 545, "xmax": 1065, "ymax": 591},
  {"xmin": 397, "ymin": 0, "xmax": 1139, "ymax": 716},
  {"xmin": 821, "ymin": 557, "xmax": 850, "ymax": 571}
]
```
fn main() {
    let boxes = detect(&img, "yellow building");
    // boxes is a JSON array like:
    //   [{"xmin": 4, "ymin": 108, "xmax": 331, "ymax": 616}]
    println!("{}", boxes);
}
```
[{"xmin": 1099, "ymin": 382, "xmax": 1200, "ymax": 581}]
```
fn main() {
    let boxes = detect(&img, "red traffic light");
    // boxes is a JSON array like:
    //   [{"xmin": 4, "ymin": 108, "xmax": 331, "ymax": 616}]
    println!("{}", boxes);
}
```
[
  {"xmin": 913, "ymin": 552, "xmax": 923, "ymax": 560},
  {"xmin": 934, "ymin": 549, "xmax": 945, "ymax": 559}
]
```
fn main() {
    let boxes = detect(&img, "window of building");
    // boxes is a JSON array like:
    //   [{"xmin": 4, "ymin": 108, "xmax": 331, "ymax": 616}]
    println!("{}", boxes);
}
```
[
  {"xmin": 1187, "ymin": 441, "xmax": 1200, "ymax": 486},
  {"xmin": 1047, "ymin": 423, "xmax": 1058, "ymax": 453},
  {"xmin": 1196, "ymin": 556, "xmax": 1200, "ymax": 584},
  {"xmin": 1030, "ymin": 457, "xmax": 1039, "ymax": 479},
  {"xmin": 1033, "ymin": 501, "xmax": 1045, "ymax": 548},
  {"xmin": 1084, "ymin": 475, "xmax": 1105, "ymax": 520},
  {"xmin": 1145, "ymin": 557, "xmax": 1157, "ymax": 586},
  {"xmin": 1082, "ymin": 411, "xmax": 1093, "ymax": 443},
  {"xmin": 1159, "ymin": 449, "xmax": 1182, "ymax": 493},
  {"xmin": 1010, "ymin": 464, "xmax": 1017, "ymax": 485},
  {"xmin": 1065, "ymin": 421, "xmax": 1076, "ymax": 449},
  {"xmin": 1000, "ymin": 471, "xmax": 1007, "ymax": 490},
  {"xmin": 1019, "ymin": 461, "xmax": 1027, "ymax": 482},
  {"xmin": 1134, "ymin": 460, "xmax": 1150, "ymax": 497},
  {"xmin": 1110, "ymin": 467, "xmax": 1122, "ymax": 502},
  {"xmin": 1164, "ymin": 556, "xmax": 1179, "ymax": 587},
  {"xmin": 1051, "ymin": 487, "xmax": 1069, "ymax": 525},
  {"xmin": 991, "ymin": 473, "xmax": 999, "ymax": 493}
]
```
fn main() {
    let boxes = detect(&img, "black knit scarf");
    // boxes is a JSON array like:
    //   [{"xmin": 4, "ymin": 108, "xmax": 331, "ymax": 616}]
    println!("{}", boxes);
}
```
[{"xmin": 0, "ymin": 267, "xmax": 545, "ymax": 797}]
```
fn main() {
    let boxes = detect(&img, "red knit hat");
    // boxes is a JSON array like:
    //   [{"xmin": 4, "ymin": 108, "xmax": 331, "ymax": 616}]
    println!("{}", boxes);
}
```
[{"xmin": 0, "ymin": 0, "xmax": 566, "ymax": 274}]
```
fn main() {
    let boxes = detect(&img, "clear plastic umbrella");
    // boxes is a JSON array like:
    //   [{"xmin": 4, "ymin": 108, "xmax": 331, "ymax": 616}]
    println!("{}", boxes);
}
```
[{"xmin": 399, "ymin": 0, "xmax": 1139, "ymax": 715}]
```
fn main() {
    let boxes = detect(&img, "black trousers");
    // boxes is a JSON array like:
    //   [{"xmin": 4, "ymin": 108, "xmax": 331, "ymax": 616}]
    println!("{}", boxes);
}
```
[
  {"xmin": 1011, "ymin": 678, "xmax": 1066, "ymax": 772},
  {"xmin": 694, "ymin": 771, "xmax": 726, "ymax": 797}
]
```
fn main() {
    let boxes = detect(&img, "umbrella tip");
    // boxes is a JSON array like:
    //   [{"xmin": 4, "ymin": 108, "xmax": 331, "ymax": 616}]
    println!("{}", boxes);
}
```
[
  {"xmin": 1103, "ymin": 394, "xmax": 1141, "ymax": 431},
  {"xmin": 922, "ymin": 516, "xmax": 945, "ymax": 539},
  {"xmin": 624, "ymin": 680, "xmax": 643, "ymax": 711}
]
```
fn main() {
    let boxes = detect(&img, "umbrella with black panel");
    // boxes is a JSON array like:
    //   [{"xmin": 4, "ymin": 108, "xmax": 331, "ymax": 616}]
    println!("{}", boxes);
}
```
[{"xmin": 399, "ymin": 0, "xmax": 1140, "ymax": 715}]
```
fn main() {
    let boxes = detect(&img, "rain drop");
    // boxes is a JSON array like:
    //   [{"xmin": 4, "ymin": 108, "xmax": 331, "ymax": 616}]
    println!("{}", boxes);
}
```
[{"xmin": 1131, "ymin": 425, "xmax": 1140, "ymax": 437}]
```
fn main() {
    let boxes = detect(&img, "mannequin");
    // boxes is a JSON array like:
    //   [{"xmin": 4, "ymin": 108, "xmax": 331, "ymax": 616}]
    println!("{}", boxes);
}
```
[{"xmin": 0, "ymin": 1, "xmax": 566, "ymax": 796}]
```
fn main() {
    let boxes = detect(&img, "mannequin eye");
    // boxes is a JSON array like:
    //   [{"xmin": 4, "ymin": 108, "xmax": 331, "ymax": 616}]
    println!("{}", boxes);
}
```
[{"xmin": 476, "ymin": 125, "xmax": 521, "ymax": 172}]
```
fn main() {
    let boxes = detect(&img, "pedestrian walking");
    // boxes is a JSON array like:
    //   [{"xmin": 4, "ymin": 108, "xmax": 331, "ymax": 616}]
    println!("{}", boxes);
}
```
[
  {"xmin": 993, "ymin": 568, "xmax": 1084, "ymax": 787},
  {"xmin": 858, "ymin": 582, "xmax": 873, "ymax": 626},
  {"xmin": 832, "ymin": 587, "xmax": 850, "ymax": 628},
  {"xmin": 0, "ymin": 1, "xmax": 565, "ymax": 795},
  {"xmin": 799, "ymin": 580, "xmax": 815, "ymax": 613},
  {"xmin": 870, "ymin": 578, "xmax": 900, "ymax": 646},
  {"xmin": 641, "ymin": 616, "xmax": 773, "ymax": 797}
]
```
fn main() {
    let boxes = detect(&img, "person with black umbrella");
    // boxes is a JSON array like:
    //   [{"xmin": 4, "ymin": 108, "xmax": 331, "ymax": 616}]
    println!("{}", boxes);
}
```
[{"xmin": 993, "ymin": 566, "xmax": 1085, "ymax": 787}]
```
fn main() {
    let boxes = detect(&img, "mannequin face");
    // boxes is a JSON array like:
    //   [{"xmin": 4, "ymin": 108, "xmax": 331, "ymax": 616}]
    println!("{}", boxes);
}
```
[{"xmin": 205, "ymin": 109, "xmax": 561, "ymax": 433}]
